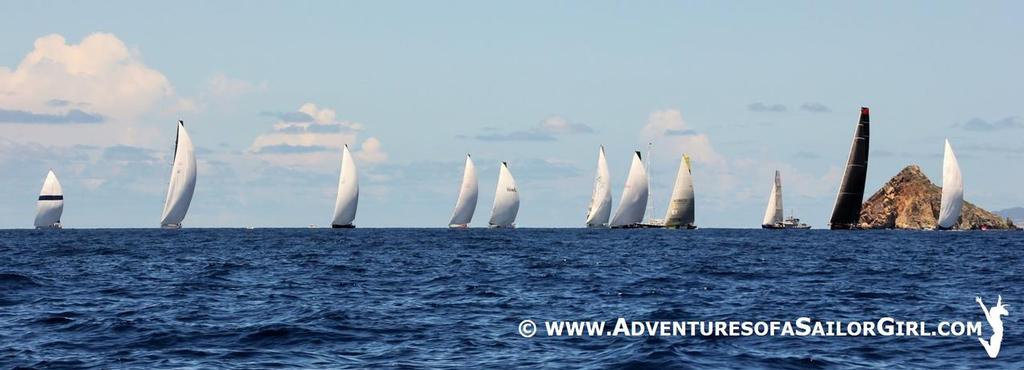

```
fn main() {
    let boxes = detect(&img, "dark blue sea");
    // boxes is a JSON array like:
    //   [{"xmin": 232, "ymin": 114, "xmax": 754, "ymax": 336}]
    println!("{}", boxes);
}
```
[{"xmin": 1, "ymin": 229, "xmax": 1022, "ymax": 369}]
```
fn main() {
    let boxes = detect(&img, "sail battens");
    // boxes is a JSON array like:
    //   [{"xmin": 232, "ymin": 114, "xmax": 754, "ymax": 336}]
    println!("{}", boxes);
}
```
[
  {"xmin": 160, "ymin": 121, "xmax": 197, "ymax": 228},
  {"xmin": 449, "ymin": 155, "xmax": 479, "ymax": 227},
  {"xmin": 937, "ymin": 139, "xmax": 964, "ymax": 229},
  {"xmin": 829, "ymin": 107, "xmax": 871, "ymax": 230},
  {"xmin": 331, "ymin": 145, "xmax": 359, "ymax": 228},
  {"xmin": 585, "ymin": 146, "xmax": 612, "ymax": 227},
  {"xmin": 489, "ymin": 162, "xmax": 519, "ymax": 228},
  {"xmin": 610, "ymin": 151, "xmax": 649, "ymax": 227}
]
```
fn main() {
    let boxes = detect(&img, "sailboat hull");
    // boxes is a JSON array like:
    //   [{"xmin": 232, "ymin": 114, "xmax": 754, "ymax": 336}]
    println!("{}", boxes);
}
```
[
  {"xmin": 448, "ymin": 224, "xmax": 469, "ymax": 229},
  {"xmin": 331, "ymin": 224, "xmax": 356, "ymax": 229},
  {"xmin": 35, "ymin": 223, "xmax": 62, "ymax": 230},
  {"xmin": 611, "ymin": 223, "xmax": 664, "ymax": 229},
  {"xmin": 665, "ymin": 224, "xmax": 698, "ymax": 230},
  {"xmin": 161, "ymin": 224, "xmax": 182, "ymax": 230},
  {"xmin": 762, "ymin": 224, "xmax": 811, "ymax": 230}
]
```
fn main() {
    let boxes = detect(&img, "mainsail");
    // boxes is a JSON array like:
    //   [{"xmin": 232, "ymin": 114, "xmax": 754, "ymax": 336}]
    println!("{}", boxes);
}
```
[
  {"xmin": 449, "ymin": 154, "xmax": 479, "ymax": 227},
  {"xmin": 160, "ymin": 121, "xmax": 197, "ymax": 228},
  {"xmin": 489, "ymin": 162, "xmax": 519, "ymax": 228},
  {"xmin": 829, "ymin": 107, "xmax": 871, "ymax": 229},
  {"xmin": 663, "ymin": 154, "xmax": 695, "ymax": 228},
  {"xmin": 584, "ymin": 146, "xmax": 612, "ymax": 227},
  {"xmin": 34, "ymin": 170, "xmax": 64, "ymax": 229},
  {"xmin": 610, "ymin": 151, "xmax": 649, "ymax": 227},
  {"xmin": 762, "ymin": 170, "xmax": 784, "ymax": 226},
  {"xmin": 332, "ymin": 144, "xmax": 359, "ymax": 228},
  {"xmin": 937, "ymin": 139, "xmax": 963, "ymax": 229}
]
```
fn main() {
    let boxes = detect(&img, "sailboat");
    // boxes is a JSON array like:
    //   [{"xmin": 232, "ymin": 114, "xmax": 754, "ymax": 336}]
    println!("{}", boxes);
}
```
[
  {"xmin": 584, "ymin": 146, "xmax": 612, "ymax": 228},
  {"xmin": 663, "ymin": 154, "xmax": 696, "ymax": 229},
  {"xmin": 609, "ymin": 151, "xmax": 649, "ymax": 228},
  {"xmin": 937, "ymin": 139, "xmax": 963, "ymax": 230},
  {"xmin": 449, "ymin": 154, "xmax": 478, "ymax": 228},
  {"xmin": 160, "ymin": 120, "xmax": 197, "ymax": 229},
  {"xmin": 331, "ymin": 144, "xmax": 359, "ymax": 228},
  {"xmin": 761, "ymin": 170, "xmax": 810, "ymax": 229},
  {"xmin": 34, "ymin": 170, "xmax": 64, "ymax": 229},
  {"xmin": 829, "ymin": 107, "xmax": 870, "ymax": 230},
  {"xmin": 489, "ymin": 162, "xmax": 519, "ymax": 228}
]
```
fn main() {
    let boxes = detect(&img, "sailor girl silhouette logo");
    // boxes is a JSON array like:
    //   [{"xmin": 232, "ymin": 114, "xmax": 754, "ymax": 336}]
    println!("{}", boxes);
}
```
[{"xmin": 976, "ymin": 295, "xmax": 1008, "ymax": 358}]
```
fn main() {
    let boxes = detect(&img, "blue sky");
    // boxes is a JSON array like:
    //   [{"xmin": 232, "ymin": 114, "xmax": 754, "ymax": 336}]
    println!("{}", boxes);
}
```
[{"xmin": 1, "ymin": 1, "xmax": 1021, "ymax": 228}]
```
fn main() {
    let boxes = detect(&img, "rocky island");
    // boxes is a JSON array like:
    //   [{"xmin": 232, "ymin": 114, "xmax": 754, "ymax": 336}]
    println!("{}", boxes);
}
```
[{"xmin": 858, "ymin": 165, "xmax": 1017, "ymax": 230}]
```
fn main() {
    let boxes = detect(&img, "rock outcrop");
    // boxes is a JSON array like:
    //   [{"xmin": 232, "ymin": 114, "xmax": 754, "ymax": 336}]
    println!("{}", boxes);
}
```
[{"xmin": 858, "ymin": 165, "xmax": 1016, "ymax": 230}]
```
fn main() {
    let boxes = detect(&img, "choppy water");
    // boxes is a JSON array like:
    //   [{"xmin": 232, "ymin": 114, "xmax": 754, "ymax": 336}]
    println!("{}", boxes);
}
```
[{"xmin": 1, "ymin": 229, "xmax": 1022, "ymax": 369}]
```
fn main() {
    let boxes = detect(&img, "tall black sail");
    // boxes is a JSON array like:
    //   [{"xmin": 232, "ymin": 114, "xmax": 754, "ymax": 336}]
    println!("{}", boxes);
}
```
[{"xmin": 829, "ymin": 107, "xmax": 870, "ymax": 229}]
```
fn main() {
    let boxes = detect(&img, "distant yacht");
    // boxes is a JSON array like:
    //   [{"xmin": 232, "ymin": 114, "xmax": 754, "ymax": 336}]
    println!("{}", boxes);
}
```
[
  {"xmin": 609, "ymin": 151, "xmax": 649, "ymax": 228},
  {"xmin": 331, "ymin": 144, "xmax": 359, "ymax": 228},
  {"xmin": 160, "ymin": 121, "xmax": 197, "ymax": 229},
  {"xmin": 488, "ymin": 162, "xmax": 519, "ymax": 228},
  {"xmin": 937, "ymin": 139, "xmax": 963, "ymax": 230},
  {"xmin": 761, "ymin": 170, "xmax": 810, "ymax": 229},
  {"xmin": 449, "ymin": 154, "xmax": 478, "ymax": 228},
  {"xmin": 34, "ymin": 170, "xmax": 64, "ymax": 229},
  {"xmin": 584, "ymin": 146, "xmax": 612, "ymax": 228},
  {"xmin": 829, "ymin": 107, "xmax": 871, "ymax": 230},
  {"xmin": 663, "ymin": 154, "xmax": 696, "ymax": 229}
]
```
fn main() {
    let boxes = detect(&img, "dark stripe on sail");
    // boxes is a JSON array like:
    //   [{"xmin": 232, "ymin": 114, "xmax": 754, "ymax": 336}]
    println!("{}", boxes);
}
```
[
  {"xmin": 829, "ymin": 107, "xmax": 870, "ymax": 229},
  {"xmin": 172, "ymin": 121, "xmax": 182, "ymax": 159},
  {"xmin": 38, "ymin": 195, "xmax": 63, "ymax": 201}
]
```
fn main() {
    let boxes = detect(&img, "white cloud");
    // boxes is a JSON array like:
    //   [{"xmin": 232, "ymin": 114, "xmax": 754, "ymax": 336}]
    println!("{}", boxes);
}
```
[
  {"xmin": 0, "ymin": 33, "xmax": 188, "ymax": 147},
  {"xmin": 538, "ymin": 116, "xmax": 594, "ymax": 134},
  {"xmin": 640, "ymin": 109, "xmax": 724, "ymax": 166},
  {"xmin": 250, "ymin": 103, "xmax": 386, "ymax": 167},
  {"xmin": 355, "ymin": 137, "xmax": 388, "ymax": 164},
  {"xmin": 205, "ymin": 73, "xmax": 267, "ymax": 100},
  {"xmin": 0, "ymin": 33, "xmax": 175, "ymax": 122}
]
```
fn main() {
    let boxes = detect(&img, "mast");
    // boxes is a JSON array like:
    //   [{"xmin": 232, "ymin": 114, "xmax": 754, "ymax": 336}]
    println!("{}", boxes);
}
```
[
  {"xmin": 173, "ymin": 120, "xmax": 182, "ymax": 158},
  {"xmin": 663, "ymin": 154, "xmax": 696, "ymax": 228},
  {"xmin": 449, "ymin": 154, "xmax": 478, "ymax": 227},
  {"xmin": 610, "ymin": 151, "xmax": 649, "ymax": 227},
  {"xmin": 332, "ymin": 144, "xmax": 359, "ymax": 227},
  {"xmin": 160, "ymin": 121, "xmax": 197, "ymax": 228},
  {"xmin": 34, "ymin": 170, "xmax": 64, "ymax": 229},
  {"xmin": 829, "ymin": 107, "xmax": 871, "ymax": 229},
  {"xmin": 937, "ymin": 139, "xmax": 963, "ymax": 229},
  {"xmin": 489, "ymin": 162, "xmax": 520, "ymax": 227},
  {"xmin": 645, "ymin": 142, "xmax": 655, "ymax": 222},
  {"xmin": 762, "ymin": 170, "xmax": 784, "ymax": 226},
  {"xmin": 585, "ymin": 146, "xmax": 612, "ymax": 227}
]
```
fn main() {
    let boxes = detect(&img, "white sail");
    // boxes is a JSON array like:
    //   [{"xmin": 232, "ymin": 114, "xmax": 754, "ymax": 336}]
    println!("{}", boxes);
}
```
[
  {"xmin": 34, "ymin": 170, "xmax": 64, "ymax": 229},
  {"xmin": 585, "ymin": 146, "xmax": 612, "ymax": 227},
  {"xmin": 663, "ymin": 154, "xmax": 696, "ymax": 228},
  {"xmin": 449, "ymin": 154, "xmax": 479, "ymax": 227},
  {"xmin": 937, "ymin": 139, "xmax": 963, "ymax": 229},
  {"xmin": 762, "ymin": 170, "xmax": 784, "ymax": 226},
  {"xmin": 332, "ymin": 144, "xmax": 359, "ymax": 227},
  {"xmin": 610, "ymin": 152, "xmax": 649, "ymax": 227},
  {"xmin": 160, "ymin": 121, "xmax": 197, "ymax": 228},
  {"xmin": 489, "ymin": 162, "xmax": 519, "ymax": 227}
]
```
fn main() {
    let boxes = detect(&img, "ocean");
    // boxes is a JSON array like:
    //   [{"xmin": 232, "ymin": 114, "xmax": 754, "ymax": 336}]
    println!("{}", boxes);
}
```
[{"xmin": 1, "ymin": 229, "xmax": 1021, "ymax": 369}]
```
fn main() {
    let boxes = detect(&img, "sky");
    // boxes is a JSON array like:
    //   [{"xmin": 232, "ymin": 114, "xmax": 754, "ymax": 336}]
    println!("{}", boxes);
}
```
[{"xmin": 1, "ymin": 1, "xmax": 1022, "ymax": 228}]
